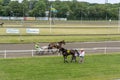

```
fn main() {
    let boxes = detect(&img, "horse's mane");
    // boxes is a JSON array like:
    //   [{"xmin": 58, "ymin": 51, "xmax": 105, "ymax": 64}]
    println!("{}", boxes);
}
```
[{"xmin": 58, "ymin": 40, "xmax": 65, "ymax": 44}]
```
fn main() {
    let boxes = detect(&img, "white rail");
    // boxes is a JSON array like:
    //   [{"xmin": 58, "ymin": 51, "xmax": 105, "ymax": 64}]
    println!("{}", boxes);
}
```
[{"xmin": 0, "ymin": 47, "xmax": 120, "ymax": 58}]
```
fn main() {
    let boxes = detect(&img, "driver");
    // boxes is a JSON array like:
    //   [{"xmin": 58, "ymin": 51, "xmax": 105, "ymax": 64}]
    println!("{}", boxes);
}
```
[{"xmin": 35, "ymin": 43, "xmax": 40, "ymax": 50}]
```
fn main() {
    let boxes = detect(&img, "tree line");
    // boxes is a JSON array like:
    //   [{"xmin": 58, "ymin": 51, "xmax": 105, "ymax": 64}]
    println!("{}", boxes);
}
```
[{"xmin": 0, "ymin": 0, "xmax": 120, "ymax": 20}]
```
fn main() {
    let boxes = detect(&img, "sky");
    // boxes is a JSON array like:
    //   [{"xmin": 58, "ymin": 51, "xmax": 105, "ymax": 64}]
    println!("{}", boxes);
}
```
[
  {"xmin": 79, "ymin": 0, "xmax": 120, "ymax": 4},
  {"xmin": 18, "ymin": 0, "xmax": 120, "ymax": 4}
]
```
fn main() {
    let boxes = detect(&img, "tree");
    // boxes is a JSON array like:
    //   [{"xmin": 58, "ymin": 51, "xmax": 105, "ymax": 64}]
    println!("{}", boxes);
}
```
[
  {"xmin": 8, "ymin": 1, "xmax": 22, "ymax": 17},
  {"xmin": 31, "ymin": 1, "xmax": 46, "ymax": 17},
  {"xmin": 0, "ymin": 0, "xmax": 3, "ymax": 5},
  {"xmin": 2, "ymin": 0, "xmax": 10, "ymax": 6},
  {"xmin": 0, "ymin": 0, "xmax": 119, "ymax": 20},
  {"xmin": 21, "ymin": 0, "xmax": 29, "ymax": 17},
  {"xmin": 55, "ymin": 2, "xmax": 70, "ymax": 18}
]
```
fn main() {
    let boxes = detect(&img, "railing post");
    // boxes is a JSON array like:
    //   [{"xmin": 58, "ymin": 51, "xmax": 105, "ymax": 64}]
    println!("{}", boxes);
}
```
[
  {"xmin": 104, "ymin": 47, "xmax": 107, "ymax": 54},
  {"xmin": 32, "ymin": 49, "xmax": 34, "ymax": 57},
  {"xmin": 4, "ymin": 50, "xmax": 6, "ymax": 59}
]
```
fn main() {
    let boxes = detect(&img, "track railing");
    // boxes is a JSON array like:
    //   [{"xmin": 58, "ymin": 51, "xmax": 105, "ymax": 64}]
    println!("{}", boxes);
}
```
[{"xmin": 0, "ymin": 47, "xmax": 120, "ymax": 58}]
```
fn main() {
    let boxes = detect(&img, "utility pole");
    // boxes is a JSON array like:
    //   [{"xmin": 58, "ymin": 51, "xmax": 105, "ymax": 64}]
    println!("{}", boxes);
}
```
[
  {"xmin": 105, "ymin": 0, "xmax": 108, "ymax": 20},
  {"xmin": 118, "ymin": 7, "xmax": 120, "ymax": 32},
  {"xmin": 48, "ymin": 0, "xmax": 53, "ymax": 33}
]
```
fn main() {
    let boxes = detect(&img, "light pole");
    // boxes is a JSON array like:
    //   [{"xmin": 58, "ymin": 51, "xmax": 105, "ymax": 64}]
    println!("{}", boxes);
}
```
[
  {"xmin": 105, "ymin": 0, "xmax": 108, "ymax": 20},
  {"xmin": 50, "ymin": 5, "xmax": 52, "ymax": 33},
  {"xmin": 118, "ymin": 7, "xmax": 120, "ymax": 32},
  {"xmin": 105, "ymin": 0, "xmax": 109, "ymax": 54},
  {"xmin": 48, "ymin": 0, "xmax": 55, "ymax": 33},
  {"xmin": 80, "ymin": 10, "xmax": 82, "ymax": 24},
  {"xmin": 66, "ymin": 12, "xmax": 70, "ymax": 20},
  {"xmin": 45, "ymin": 11, "xmax": 49, "ymax": 20}
]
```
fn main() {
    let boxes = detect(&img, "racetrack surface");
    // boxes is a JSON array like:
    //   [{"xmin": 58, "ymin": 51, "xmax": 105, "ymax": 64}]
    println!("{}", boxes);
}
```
[
  {"xmin": 0, "ymin": 41, "xmax": 120, "ymax": 58},
  {"xmin": 0, "ymin": 41, "xmax": 120, "ymax": 49},
  {"xmin": 0, "ymin": 41, "xmax": 120, "ymax": 50}
]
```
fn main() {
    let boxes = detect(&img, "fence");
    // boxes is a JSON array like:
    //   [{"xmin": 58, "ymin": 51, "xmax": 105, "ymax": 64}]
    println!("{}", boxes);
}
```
[
  {"xmin": 0, "ymin": 49, "xmax": 59, "ymax": 58},
  {"xmin": 0, "ymin": 17, "xmax": 67, "ymax": 21},
  {"xmin": 0, "ymin": 47, "xmax": 120, "ymax": 59},
  {"xmin": 0, "ymin": 50, "xmax": 35, "ymax": 58}
]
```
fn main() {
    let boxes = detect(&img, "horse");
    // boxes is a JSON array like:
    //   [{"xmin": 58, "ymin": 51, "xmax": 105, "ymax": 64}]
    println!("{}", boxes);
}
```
[
  {"xmin": 0, "ymin": 22, "xmax": 4, "ymax": 27},
  {"xmin": 48, "ymin": 40, "xmax": 65, "ymax": 49},
  {"xmin": 48, "ymin": 40, "xmax": 66, "ymax": 53},
  {"xmin": 59, "ymin": 47, "xmax": 79, "ymax": 63},
  {"xmin": 36, "ymin": 40, "xmax": 66, "ymax": 55}
]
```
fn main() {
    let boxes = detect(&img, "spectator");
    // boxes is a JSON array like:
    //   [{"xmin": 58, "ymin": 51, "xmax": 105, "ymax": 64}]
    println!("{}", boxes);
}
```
[{"xmin": 79, "ymin": 48, "xmax": 85, "ymax": 63}]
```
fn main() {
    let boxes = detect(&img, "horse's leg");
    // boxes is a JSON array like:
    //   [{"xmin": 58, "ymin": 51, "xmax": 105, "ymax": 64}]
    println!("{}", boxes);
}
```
[
  {"xmin": 64, "ymin": 56, "xmax": 68, "ymax": 63},
  {"xmin": 71, "ymin": 56, "xmax": 74, "ymax": 62},
  {"xmin": 48, "ymin": 48, "xmax": 50, "ymax": 53},
  {"xmin": 48, "ymin": 48, "xmax": 52, "ymax": 54},
  {"xmin": 65, "ymin": 56, "xmax": 68, "ymax": 63},
  {"xmin": 58, "ymin": 49, "xmax": 61, "ymax": 55},
  {"xmin": 71, "ymin": 55, "xmax": 77, "ymax": 62},
  {"xmin": 47, "ymin": 46, "xmax": 51, "ymax": 53},
  {"xmin": 51, "ymin": 49, "xmax": 55, "ymax": 54},
  {"xmin": 74, "ymin": 56, "xmax": 77, "ymax": 62},
  {"xmin": 41, "ymin": 51, "xmax": 44, "ymax": 55},
  {"xmin": 63, "ymin": 56, "xmax": 66, "ymax": 63}
]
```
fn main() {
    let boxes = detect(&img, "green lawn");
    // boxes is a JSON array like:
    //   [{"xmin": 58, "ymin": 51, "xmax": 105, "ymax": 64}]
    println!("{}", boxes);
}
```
[
  {"xmin": 0, "ymin": 27, "xmax": 119, "ymax": 35},
  {"xmin": 0, "ymin": 54, "xmax": 120, "ymax": 80},
  {"xmin": 0, "ymin": 35, "xmax": 120, "ymax": 43}
]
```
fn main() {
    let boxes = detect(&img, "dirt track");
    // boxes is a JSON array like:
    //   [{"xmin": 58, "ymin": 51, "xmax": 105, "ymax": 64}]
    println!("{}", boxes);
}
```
[
  {"xmin": 0, "ymin": 41, "xmax": 120, "ymax": 58},
  {"xmin": 0, "ymin": 41, "xmax": 120, "ymax": 50}
]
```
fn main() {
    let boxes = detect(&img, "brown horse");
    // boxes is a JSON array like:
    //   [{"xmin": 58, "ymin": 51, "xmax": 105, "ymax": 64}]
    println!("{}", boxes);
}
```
[
  {"xmin": 48, "ymin": 40, "xmax": 65, "ymax": 49},
  {"xmin": 59, "ymin": 47, "xmax": 79, "ymax": 63},
  {"xmin": 0, "ymin": 22, "xmax": 4, "ymax": 27}
]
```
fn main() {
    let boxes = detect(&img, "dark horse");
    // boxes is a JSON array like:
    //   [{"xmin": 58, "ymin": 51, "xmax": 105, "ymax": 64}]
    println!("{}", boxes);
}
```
[
  {"xmin": 0, "ymin": 22, "xmax": 4, "ymax": 27},
  {"xmin": 47, "ymin": 40, "xmax": 66, "ymax": 54},
  {"xmin": 48, "ymin": 40, "xmax": 65, "ymax": 49},
  {"xmin": 59, "ymin": 47, "xmax": 79, "ymax": 63}
]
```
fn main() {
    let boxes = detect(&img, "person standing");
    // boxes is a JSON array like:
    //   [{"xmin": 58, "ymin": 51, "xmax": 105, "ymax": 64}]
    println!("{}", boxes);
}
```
[{"xmin": 79, "ymin": 48, "xmax": 85, "ymax": 63}]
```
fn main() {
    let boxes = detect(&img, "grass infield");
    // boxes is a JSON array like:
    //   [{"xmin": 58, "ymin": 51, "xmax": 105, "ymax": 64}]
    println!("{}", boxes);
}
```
[
  {"xmin": 0, "ymin": 35, "xmax": 120, "ymax": 43},
  {"xmin": 0, "ymin": 54, "xmax": 120, "ymax": 80}
]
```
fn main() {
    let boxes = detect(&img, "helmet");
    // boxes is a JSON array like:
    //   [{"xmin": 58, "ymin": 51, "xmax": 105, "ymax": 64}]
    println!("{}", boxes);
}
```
[{"xmin": 80, "ymin": 48, "xmax": 84, "ymax": 51}]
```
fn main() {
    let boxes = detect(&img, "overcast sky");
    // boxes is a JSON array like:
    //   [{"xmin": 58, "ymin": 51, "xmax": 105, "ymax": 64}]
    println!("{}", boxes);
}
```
[{"xmin": 18, "ymin": 0, "xmax": 120, "ymax": 4}]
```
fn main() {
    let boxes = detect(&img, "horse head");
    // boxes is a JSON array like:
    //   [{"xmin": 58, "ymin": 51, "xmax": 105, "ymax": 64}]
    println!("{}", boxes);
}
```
[
  {"xmin": 61, "ymin": 40, "xmax": 65, "ymax": 45},
  {"xmin": 48, "ymin": 40, "xmax": 66, "ymax": 50},
  {"xmin": 57, "ymin": 40, "xmax": 65, "ymax": 48}
]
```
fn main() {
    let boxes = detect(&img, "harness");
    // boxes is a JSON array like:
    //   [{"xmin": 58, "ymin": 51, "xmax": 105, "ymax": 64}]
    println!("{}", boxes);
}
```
[{"xmin": 67, "ymin": 50, "xmax": 70, "ymax": 54}]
